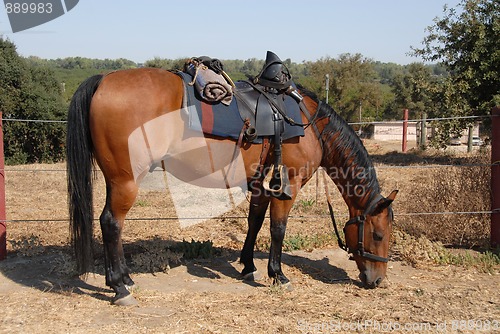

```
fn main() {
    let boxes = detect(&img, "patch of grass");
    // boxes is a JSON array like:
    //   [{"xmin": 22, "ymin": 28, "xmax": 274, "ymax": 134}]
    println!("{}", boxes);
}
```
[
  {"xmin": 131, "ymin": 237, "xmax": 182, "ymax": 273},
  {"xmin": 9, "ymin": 234, "xmax": 45, "ymax": 256},
  {"xmin": 130, "ymin": 238, "xmax": 219, "ymax": 273},
  {"xmin": 257, "ymin": 233, "xmax": 335, "ymax": 252},
  {"xmin": 284, "ymin": 233, "xmax": 335, "ymax": 252},
  {"xmin": 294, "ymin": 199, "xmax": 316, "ymax": 210},
  {"xmin": 392, "ymin": 230, "xmax": 500, "ymax": 274},
  {"xmin": 434, "ymin": 250, "xmax": 500, "ymax": 274},
  {"xmin": 134, "ymin": 199, "xmax": 150, "ymax": 207},
  {"xmin": 267, "ymin": 280, "xmax": 286, "ymax": 296},
  {"xmin": 172, "ymin": 239, "xmax": 215, "ymax": 259},
  {"xmin": 49, "ymin": 252, "xmax": 78, "ymax": 277}
]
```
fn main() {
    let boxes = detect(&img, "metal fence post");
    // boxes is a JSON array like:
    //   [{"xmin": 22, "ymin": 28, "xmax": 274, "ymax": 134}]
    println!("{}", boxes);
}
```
[
  {"xmin": 421, "ymin": 112, "xmax": 427, "ymax": 149},
  {"xmin": 491, "ymin": 106, "xmax": 500, "ymax": 248},
  {"xmin": 467, "ymin": 124, "xmax": 473, "ymax": 153},
  {"xmin": 0, "ymin": 112, "xmax": 6, "ymax": 260},
  {"xmin": 402, "ymin": 109, "xmax": 408, "ymax": 153}
]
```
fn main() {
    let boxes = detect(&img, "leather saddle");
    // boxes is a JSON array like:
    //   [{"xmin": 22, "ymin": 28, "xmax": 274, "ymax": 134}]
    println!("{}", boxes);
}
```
[
  {"xmin": 233, "ymin": 80, "xmax": 289, "ymax": 138},
  {"xmin": 179, "ymin": 51, "xmax": 306, "ymax": 200},
  {"xmin": 235, "ymin": 51, "xmax": 303, "ymax": 200},
  {"xmin": 234, "ymin": 50, "xmax": 302, "ymax": 141}
]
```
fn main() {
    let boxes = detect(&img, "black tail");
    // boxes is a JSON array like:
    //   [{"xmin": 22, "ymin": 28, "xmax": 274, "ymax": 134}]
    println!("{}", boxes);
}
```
[{"xmin": 66, "ymin": 74, "xmax": 103, "ymax": 275}]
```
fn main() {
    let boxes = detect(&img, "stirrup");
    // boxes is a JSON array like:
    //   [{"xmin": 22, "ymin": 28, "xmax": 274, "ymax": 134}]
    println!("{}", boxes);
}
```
[{"xmin": 262, "ymin": 165, "xmax": 292, "ymax": 200}]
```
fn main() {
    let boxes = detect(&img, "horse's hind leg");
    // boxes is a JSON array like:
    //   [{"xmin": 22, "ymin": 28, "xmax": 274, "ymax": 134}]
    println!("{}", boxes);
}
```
[{"xmin": 100, "ymin": 180, "xmax": 138, "ymax": 305}]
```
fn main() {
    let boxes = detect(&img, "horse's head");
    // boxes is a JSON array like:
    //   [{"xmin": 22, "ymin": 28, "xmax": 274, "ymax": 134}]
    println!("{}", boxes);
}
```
[{"xmin": 344, "ymin": 190, "xmax": 398, "ymax": 288}]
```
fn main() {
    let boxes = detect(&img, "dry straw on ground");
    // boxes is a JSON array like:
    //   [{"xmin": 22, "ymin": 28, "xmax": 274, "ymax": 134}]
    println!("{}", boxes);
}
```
[{"xmin": 1, "ymin": 141, "xmax": 498, "ymax": 333}]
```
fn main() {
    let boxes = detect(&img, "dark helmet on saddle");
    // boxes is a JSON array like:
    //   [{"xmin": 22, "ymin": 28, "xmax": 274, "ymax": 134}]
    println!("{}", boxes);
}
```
[{"xmin": 254, "ymin": 51, "xmax": 292, "ymax": 91}]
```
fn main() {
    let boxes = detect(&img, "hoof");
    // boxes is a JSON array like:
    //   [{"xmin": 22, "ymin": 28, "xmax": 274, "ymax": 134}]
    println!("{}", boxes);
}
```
[
  {"xmin": 242, "ymin": 271, "xmax": 263, "ymax": 282},
  {"xmin": 113, "ymin": 294, "xmax": 138, "ymax": 306},
  {"xmin": 272, "ymin": 280, "xmax": 293, "ymax": 291},
  {"xmin": 281, "ymin": 281, "xmax": 293, "ymax": 291}
]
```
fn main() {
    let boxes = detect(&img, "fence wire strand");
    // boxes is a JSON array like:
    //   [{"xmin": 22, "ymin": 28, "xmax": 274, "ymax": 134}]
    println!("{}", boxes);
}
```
[
  {"xmin": 2, "ymin": 161, "xmax": 496, "ymax": 173},
  {"xmin": 2, "ymin": 209, "xmax": 495, "ymax": 224},
  {"xmin": 2, "ymin": 113, "xmax": 495, "ymax": 126}
]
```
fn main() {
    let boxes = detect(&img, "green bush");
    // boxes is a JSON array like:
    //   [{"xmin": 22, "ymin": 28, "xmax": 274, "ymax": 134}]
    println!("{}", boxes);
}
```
[{"xmin": 0, "ymin": 38, "xmax": 67, "ymax": 164}]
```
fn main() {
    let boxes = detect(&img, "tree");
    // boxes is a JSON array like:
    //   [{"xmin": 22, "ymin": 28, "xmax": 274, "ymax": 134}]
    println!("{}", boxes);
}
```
[
  {"xmin": 144, "ymin": 57, "xmax": 186, "ymax": 70},
  {"xmin": 411, "ymin": 0, "xmax": 500, "ymax": 115},
  {"xmin": 241, "ymin": 58, "xmax": 264, "ymax": 78},
  {"xmin": 390, "ymin": 63, "xmax": 439, "ymax": 119},
  {"xmin": 389, "ymin": 62, "xmax": 474, "ymax": 148},
  {"xmin": 0, "ymin": 37, "xmax": 66, "ymax": 164},
  {"xmin": 306, "ymin": 54, "xmax": 389, "ymax": 122}
]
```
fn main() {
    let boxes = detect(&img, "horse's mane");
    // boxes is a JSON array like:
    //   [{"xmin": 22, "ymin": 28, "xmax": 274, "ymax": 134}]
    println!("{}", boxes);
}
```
[{"xmin": 298, "ymin": 86, "xmax": 381, "ymax": 207}]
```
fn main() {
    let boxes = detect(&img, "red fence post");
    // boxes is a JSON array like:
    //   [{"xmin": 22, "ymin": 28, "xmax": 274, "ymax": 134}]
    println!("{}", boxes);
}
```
[
  {"xmin": 402, "ymin": 109, "xmax": 408, "ymax": 153},
  {"xmin": 0, "ymin": 112, "xmax": 6, "ymax": 260},
  {"xmin": 491, "ymin": 106, "xmax": 500, "ymax": 248}
]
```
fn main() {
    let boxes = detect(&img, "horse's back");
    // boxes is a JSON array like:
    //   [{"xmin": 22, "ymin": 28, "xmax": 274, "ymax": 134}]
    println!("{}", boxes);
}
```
[
  {"xmin": 91, "ymin": 68, "xmax": 183, "ymax": 128},
  {"xmin": 89, "ymin": 68, "xmax": 184, "ymax": 179}
]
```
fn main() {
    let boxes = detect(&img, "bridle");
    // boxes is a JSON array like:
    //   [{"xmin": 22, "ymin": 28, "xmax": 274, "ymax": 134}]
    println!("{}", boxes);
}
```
[
  {"xmin": 340, "ymin": 194, "xmax": 390, "ymax": 263},
  {"xmin": 322, "ymin": 170, "xmax": 390, "ymax": 263}
]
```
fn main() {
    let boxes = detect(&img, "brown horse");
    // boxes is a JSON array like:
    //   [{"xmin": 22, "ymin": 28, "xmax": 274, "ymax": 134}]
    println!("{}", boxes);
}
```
[{"xmin": 67, "ymin": 67, "xmax": 397, "ymax": 305}]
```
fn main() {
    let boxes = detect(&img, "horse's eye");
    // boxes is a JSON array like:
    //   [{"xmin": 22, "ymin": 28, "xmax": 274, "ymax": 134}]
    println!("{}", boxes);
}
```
[{"xmin": 373, "ymin": 231, "xmax": 384, "ymax": 241}]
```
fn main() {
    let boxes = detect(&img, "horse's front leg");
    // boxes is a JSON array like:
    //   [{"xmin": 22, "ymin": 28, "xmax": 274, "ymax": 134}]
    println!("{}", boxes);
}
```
[
  {"xmin": 268, "ymin": 191, "xmax": 298, "ymax": 286},
  {"xmin": 100, "ymin": 182, "xmax": 138, "ymax": 306},
  {"xmin": 240, "ymin": 189, "xmax": 270, "ymax": 280}
]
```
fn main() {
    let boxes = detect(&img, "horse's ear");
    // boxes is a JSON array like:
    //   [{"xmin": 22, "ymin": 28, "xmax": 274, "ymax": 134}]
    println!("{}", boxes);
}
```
[
  {"xmin": 387, "ymin": 190, "xmax": 398, "ymax": 201},
  {"xmin": 372, "ymin": 190, "xmax": 398, "ymax": 215}
]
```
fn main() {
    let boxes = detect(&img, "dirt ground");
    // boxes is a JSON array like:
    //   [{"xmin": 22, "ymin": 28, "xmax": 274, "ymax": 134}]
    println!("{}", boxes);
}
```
[{"xmin": 1, "ymin": 140, "xmax": 498, "ymax": 333}]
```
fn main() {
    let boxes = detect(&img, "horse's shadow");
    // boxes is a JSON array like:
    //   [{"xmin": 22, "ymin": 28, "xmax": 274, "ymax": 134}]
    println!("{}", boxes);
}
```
[
  {"xmin": 122, "ymin": 239, "xmax": 352, "ymax": 286},
  {"xmin": 0, "ymin": 247, "xmax": 114, "ymax": 300},
  {"xmin": 0, "ymin": 239, "xmax": 353, "ymax": 303},
  {"xmin": 178, "ymin": 250, "xmax": 351, "ymax": 287}
]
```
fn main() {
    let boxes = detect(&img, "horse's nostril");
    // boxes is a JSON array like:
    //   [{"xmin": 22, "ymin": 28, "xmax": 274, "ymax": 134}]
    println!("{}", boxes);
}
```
[
  {"xmin": 359, "ymin": 273, "xmax": 367, "ymax": 284},
  {"xmin": 360, "ymin": 273, "xmax": 384, "ymax": 289}
]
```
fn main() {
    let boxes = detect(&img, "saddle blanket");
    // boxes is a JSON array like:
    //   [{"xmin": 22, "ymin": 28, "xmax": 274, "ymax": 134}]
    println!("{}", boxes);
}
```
[{"xmin": 177, "ymin": 71, "xmax": 304, "ymax": 141}]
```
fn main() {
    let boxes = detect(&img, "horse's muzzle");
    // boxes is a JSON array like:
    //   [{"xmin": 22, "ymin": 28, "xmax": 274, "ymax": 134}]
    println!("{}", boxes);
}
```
[{"xmin": 359, "ymin": 272, "xmax": 384, "ymax": 289}]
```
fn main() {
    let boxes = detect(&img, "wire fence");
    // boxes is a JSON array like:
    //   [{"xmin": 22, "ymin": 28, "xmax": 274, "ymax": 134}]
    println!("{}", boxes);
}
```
[
  {"xmin": 2, "ymin": 160, "xmax": 494, "ymax": 223},
  {"xmin": 2, "ymin": 113, "xmax": 494, "ymax": 126},
  {"xmin": 0, "ymin": 114, "xmax": 495, "ymax": 224}
]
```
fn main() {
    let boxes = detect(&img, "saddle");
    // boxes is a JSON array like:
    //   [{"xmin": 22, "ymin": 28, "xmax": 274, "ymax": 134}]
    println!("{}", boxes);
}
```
[{"xmin": 179, "ymin": 51, "xmax": 307, "ymax": 200}]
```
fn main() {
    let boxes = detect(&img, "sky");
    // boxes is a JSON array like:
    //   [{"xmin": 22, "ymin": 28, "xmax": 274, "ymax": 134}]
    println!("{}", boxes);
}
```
[{"xmin": 0, "ymin": 0, "xmax": 463, "ymax": 65}]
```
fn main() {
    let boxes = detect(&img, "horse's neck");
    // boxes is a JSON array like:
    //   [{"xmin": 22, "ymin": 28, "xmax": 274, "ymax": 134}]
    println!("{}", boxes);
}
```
[
  {"xmin": 309, "ymin": 96, "xmax": 380, "ymax": 214},
  {"xmin": 323, "ymin": 165, "xmax": 375, "ymax": 214},
  {"xmin": 318, "ymin": 129, "xmax": 379, "ymax": 215}
]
